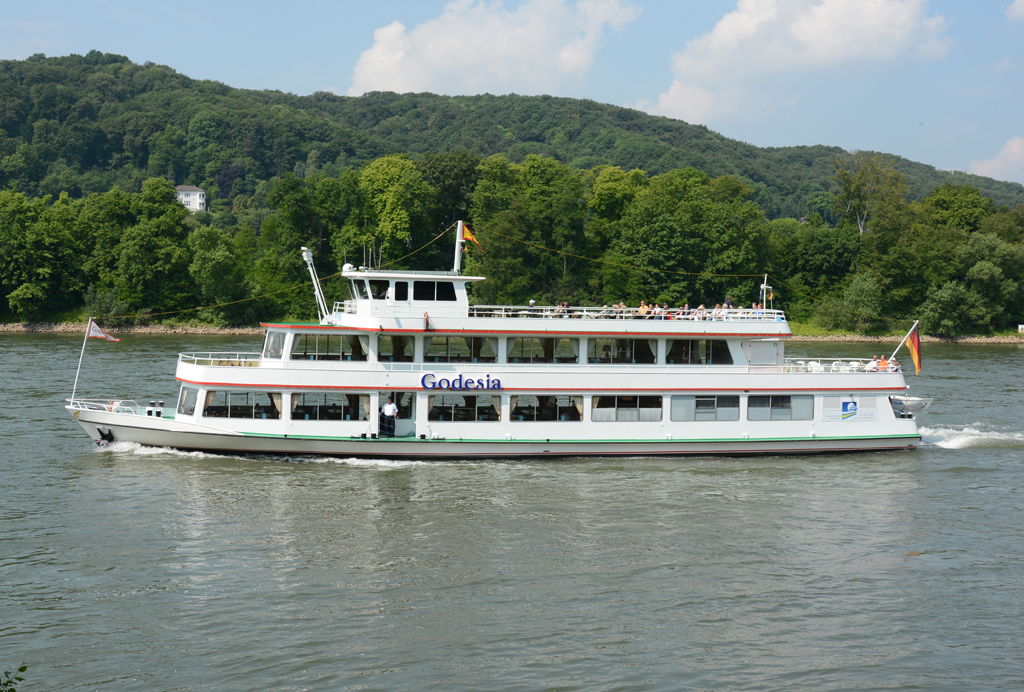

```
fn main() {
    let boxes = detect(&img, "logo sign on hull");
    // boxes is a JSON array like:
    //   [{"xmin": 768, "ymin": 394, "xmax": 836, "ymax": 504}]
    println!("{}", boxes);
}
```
[{"xmin": 421, "ymin": 373, "xmax": 502, "ymax": 390}]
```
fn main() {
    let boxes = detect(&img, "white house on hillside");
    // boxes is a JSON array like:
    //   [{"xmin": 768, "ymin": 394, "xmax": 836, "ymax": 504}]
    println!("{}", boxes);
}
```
[{"xmin": 175, "ymin": 185, "xmax": 206, "ymax": 213}]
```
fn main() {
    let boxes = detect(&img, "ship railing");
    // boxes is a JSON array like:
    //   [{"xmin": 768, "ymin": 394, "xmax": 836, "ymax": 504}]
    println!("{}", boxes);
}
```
[
  {"xmin": 470, "ymin": 305, "xmax": 787, "ymax": 321},
  {"xmin": 66, "ymin": 398, "xmax": 142, "ymax": 414},
  {"xmin": 783, "ymin": 358, "xmax": 901, "ymax": 373},
  {"xmin": 330, "ymin": 300, "xmax": 787, "ymax": 322},
  {"xmin": 178, "ymin": 352, "xmax": 262, "ymax": 367}
]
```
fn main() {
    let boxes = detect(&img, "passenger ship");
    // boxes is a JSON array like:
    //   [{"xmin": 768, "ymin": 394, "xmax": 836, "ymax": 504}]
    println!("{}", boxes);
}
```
[{"xmin": 68, "ymin": 223, "xmax": 925, "ymax": 458}]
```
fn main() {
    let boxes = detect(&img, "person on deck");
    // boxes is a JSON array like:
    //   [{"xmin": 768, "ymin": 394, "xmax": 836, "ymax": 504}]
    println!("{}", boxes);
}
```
[{"xmin": 381, "ymin": 396, "xmax": 399, "ymax": 437}]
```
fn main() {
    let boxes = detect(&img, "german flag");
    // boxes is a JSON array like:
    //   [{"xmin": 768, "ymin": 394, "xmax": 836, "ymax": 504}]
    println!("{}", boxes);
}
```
[
  {"xmin": 907, "ymin": 323, "xmax": 922, "ymax": 375},
  {"xmin": 463, "ymin": 225, "xmax": 484, "ymax": 253}
]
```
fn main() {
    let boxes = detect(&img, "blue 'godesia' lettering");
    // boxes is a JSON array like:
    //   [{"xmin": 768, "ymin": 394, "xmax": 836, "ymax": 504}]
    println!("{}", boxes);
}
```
[{"xmin": 421, "ymin": 373, "xmax": 502, "ymax": 390}]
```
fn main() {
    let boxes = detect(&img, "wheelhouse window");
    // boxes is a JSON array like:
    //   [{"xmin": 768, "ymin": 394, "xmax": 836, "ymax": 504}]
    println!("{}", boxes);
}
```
[
  {"xmin": 425, "ymin": 336, "xmax": 497, "ymax": 363},
  {"xmin": 203, "ymin": 391, "xmax": 282, "ymax": 419},
  {"xmin": 290, "ymin": 334, "xmax": 368, "ymax": 361},
  {"xmin": 378, "ymin": 335, "xmax": 414, "ymax": 362},
  {"xmin": 591, "ymin": 395, "xmax": 662, "ymax": 421},
  {"xmin": 587, "ymin": 339, "xmax": 657, "ymax": 364},
  {"xmin": 177, "ymin": 386, "xmax": 199, "ymax": 415},
  {"xmin": 666, "ymin": 339, "xmax": 733, "ymax": 365},
  {"xmin": 291, "ymin": 393, "xmax": 369, "ymax": 421},
  {"xmin": 262, "ymin": 331, "xmax": 285, "ymax": 359},
  {"xmin": 511, "ymin": 395, "xmax": 582, "ymax": 421},
  {"xmin": 670, "ymin": 395, "xmax": 740, "ymax": 421},
  {"xmin": 349, "ymin": 280, "xmax": 369, "ymax": 300},
  {"xmin": 413, "ymin": 280, "xmax": 457, "ymax": 301},
  {"xmin": 368, "ymin": 280, "xmax": 390, "ymax": 299},
  {"xmin": 747, "ymin": 395, "xmax": 814, "ymax": 421},
  {"xmin": 395, "ymin": 281, "xmax": 409, "ymax": 301},
  {"xmin": 427, "ymin": 394, "xmax": 501, "ymax": 421},
  {"xmin": 506, "ymin": 337, "xmax": 579, "ymax": 363}
]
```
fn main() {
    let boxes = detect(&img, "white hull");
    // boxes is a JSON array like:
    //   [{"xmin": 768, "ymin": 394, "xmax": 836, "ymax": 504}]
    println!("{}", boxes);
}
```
[{"xmin": 72, "ymin": 408, "xmax": 920, "ymax": 459}]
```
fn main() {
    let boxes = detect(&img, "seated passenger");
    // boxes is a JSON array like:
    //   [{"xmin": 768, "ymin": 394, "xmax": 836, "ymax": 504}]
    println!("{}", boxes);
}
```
[
  {"xmin": 864, "ymin": 356, "xmax": 879, "ymax": 372},
  {"xmin": 878, "ymin": 355, "xmax": 889, "ymax": 370},
  {"xmin": 638, "ymin": 301, "xmax": 648, "ymax": 319}
]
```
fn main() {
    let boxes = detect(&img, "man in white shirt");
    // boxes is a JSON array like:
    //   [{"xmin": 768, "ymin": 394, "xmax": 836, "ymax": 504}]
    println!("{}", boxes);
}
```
[
  {"xmin": 381, "ymin": 396, "xmax": 399, "ymax": 437},
  {"xmin": 864, "ymin": 356, "xmax": 879, "ymax": 372}
]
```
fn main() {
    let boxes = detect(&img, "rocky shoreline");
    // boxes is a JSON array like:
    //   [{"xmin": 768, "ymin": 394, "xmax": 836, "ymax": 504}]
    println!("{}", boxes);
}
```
[{"xmin": 2, "ymin": 321, "xmax": 1023, "ymax": 343}]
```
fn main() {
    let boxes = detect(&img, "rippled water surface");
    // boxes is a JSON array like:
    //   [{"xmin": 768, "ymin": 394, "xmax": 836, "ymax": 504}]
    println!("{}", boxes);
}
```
[{"xmin": 2, "ymin": 334, "xmax": 1023, "ymax": 690}]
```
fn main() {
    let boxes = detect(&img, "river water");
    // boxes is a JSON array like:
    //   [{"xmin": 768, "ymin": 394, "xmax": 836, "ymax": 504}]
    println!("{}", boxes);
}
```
[{"xmin": 2, "ymin": 334, "xmax": 1023, "ymax": 691}]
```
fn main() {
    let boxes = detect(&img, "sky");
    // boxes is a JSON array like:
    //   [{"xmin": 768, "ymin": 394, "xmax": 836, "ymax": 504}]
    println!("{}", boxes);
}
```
[{"xmin": 3, "ymin": 0, "xmax": 1024, "ymax": 185}]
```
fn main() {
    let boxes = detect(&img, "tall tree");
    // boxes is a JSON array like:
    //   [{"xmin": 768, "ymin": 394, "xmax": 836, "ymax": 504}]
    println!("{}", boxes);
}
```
[{"xmin": 832, "ymin": 152, "xmax": 910, "ymax": 234}]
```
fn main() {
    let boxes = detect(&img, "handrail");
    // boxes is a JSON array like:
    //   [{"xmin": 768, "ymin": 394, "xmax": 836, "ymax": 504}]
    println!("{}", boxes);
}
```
[
  {"xmin": 783, "ymin": 358, "xmax": 902, "ymax": 373},
  {"xmin": 331, "ymin": 299, "xmax": 787, "ymax": 322},
  {"xmin": 179, "ymin": 352, "xmax": 262, "ymax": 366},
  {"xmin": 66, "ymin": 398, "xmax": 143, "ymax": 414}
]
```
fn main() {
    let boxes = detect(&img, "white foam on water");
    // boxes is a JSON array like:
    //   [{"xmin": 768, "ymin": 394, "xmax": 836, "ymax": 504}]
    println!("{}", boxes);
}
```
[
  {"xmin": 98, "ymin": 440, "xmax": 225, "ymax": 459},
  {"xmin": 919, "ymin": 425, "xmax": 1024, "ymax": 450}
]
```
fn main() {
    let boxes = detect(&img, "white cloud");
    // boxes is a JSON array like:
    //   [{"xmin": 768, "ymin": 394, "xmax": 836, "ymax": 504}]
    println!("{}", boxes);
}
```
[
  {"xmin": 970, "ymin": 137, "xmax": 1024, "ymax": 184},
  {"xmin": 641, "ymin": 0, "xmax": 952, "ymax": 123},
  {"xmin": 1008, "ymin": 0, "xmax": 1024, "ymax": 21},
  {"xmin": 347, "ymin": 0, "xmax": 641, "ymax": 97}
]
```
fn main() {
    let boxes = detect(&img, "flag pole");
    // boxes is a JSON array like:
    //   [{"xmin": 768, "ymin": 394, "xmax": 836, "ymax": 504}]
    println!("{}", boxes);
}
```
[
  {"xmin": 71, "ymin": 317, "xmax": 92, "ymax": 403},
  {"xmin": 889, "ymin": 320, "xmax": 919, "ymax": 362}
]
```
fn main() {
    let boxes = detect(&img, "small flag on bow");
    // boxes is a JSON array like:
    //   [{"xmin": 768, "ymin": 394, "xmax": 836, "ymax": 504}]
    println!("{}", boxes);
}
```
[{"xmin": 87, "ymin": 318, "xmax": 120, "ymax": 342}]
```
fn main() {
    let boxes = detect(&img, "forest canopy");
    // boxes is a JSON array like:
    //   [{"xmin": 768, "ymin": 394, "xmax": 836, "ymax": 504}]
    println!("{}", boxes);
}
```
[{"xmin": 2, "ymin": 53, "xmax": 1024, "ymax": 335}]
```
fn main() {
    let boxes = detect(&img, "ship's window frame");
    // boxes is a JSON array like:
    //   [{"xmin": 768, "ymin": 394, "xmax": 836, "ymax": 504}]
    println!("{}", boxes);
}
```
[
  {"xmin": 368, "ymin": 279, "xmax": 390, "ymax": 299},
  {"xmin": 425, "ymin": 336, "xmax": 496, "ymax": 363},
  {"xmin": 349, "ymin": 280, "xmax": 369, "ymax": 300},
  {"xmin": 587, "ymin": 338, "xmax": 657, "ymax": 364},
  {"xmin": 395, "ymin": 281, "xmax": 409, "ymax": 301},
  {"xmin": 290, "ymin": 333, "xmax": 368, "ymax": 361},
  {"xmin": 412, "ymin": 280, "xmax": 458, "ymax": 301},
  {"xmin": 510, "ymin": 395, "xmax": 583, "ymax": 422},
  {"xmin": 377, "ymin": 334, "xmax": 415, "ymax": 362},
  {"xmin": 290, "ymin": 392, "xmax": 369, "ymax": 421},
  {"xmin": 202, "ymin": 391, "xmax": 282, "ymax": 419},
  {"xmin": 670, "ymin": 395, "xmax": 740, "ymax": 421},
  {"xmin": 177, "ymin": 385, "xmax": 199, "ymax": 416},
  {"xmin": 666, "ymin": 339, "xmax": 733, "ymax": 365},
  {"xmin": 262, "ymin": 331, "xmax": 285, "ymax": 359},
  {"xmin": 506, "ymin": 337, "xmax": 578, "ymax": 363},
  {"xmin": 427, "ymin": 393, "xmax": 501, "ymax": 422},
  {"xmin": 591, "ymin": 395, "xmax": 662, "ymax": 421},
  {"xmin": 747, "ymin": 395, "xmax": 813, "ymax": 421}
]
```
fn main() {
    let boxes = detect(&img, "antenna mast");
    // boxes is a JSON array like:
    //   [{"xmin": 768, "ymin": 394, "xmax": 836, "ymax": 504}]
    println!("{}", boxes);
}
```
[
  {"xmin": 301, "ymin": 246, "xmax": 331, "ymax": 324},
  {"xmin": 453, "ymin": 220, "xmax": 465, "ymax": 275}
]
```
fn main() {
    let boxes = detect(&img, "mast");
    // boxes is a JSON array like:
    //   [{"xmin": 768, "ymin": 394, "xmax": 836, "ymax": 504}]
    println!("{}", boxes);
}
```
[
  {"xmin": 301, "ymin": 246, "xmax": 331, "ymax": 324},
  {"xmin": 453, "ymin": 220, "xmax": 465, "ymax": 275}
]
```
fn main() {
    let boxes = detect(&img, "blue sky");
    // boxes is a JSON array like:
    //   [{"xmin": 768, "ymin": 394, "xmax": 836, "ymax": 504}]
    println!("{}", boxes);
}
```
[{"xmin": 3, "ymin": 0, "xmax": 1024, "ymax": 185}]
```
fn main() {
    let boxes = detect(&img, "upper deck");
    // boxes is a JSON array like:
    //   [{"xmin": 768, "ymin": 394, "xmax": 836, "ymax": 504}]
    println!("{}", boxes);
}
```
[{"xmin": 330, "ymin": 267, "xmax": 791, "ymax": 338}]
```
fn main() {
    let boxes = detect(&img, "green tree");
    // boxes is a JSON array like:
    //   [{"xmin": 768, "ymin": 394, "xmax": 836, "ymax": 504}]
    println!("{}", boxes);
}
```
[
  {"xmin": 919, "ymin": 281, "xmax": 992, "ymax": 336},
  {"xmin": 833, "ymin": 152, "xmax": 910, "ymax": 234}
]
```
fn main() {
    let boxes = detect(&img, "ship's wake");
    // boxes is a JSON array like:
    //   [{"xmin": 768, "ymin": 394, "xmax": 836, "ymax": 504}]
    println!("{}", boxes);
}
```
[{"xmin": 919, "ymin": 425, "xmax": 1024, "ymax": 450}]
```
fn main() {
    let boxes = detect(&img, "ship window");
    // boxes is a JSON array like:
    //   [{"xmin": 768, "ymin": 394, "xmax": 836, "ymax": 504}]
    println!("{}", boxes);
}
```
[
  {"xmin": 378, "ymin": 335, "xmax": 414, "ymax": 362},
  {"xmin": 666, "ymin": 340, "xmax": 733, "ymax": 365},
  {"xmin": 350, "ymin": 280, "xmax": 369, "ymax": 300},
  {"xmin": 290, "ymin": 392, "xmax": 368, "ymax": 421},
  {"xmin": 427, "ymin": 394, "xmax": 500, "ymax": 422},
  {"xmin": 670, "ymin": 395, "xmax": 740, "ymax": 421},
  {"xmin": 413, "ymin": 281, "xmax": 435, "ymax": 300},
  {"xmin": 507, "ymin": 337, "xmax": 578, "ymax": 363},
  {"xmin": 587, "ymin": 338, "xmax": 657, "ymax": 364},
  {"xmin": 202, "ymin": 391, "xmax": 281, "ymax": 419},
  {"xmin": 436, "ymin": 281, "xmax": 457, "ymax": 301},
  {"xmin": 177, "ymin": 386, "xmax": 199, "ymax": 416},
  {"xmin": 426, "ymin": 336, "xmax": 497, "ymax": 363},
  {"xmin": 369, "ymin": 280, "xmax": 390, "ymax": 299},
  {"xmin": 290, "ymin": 333, "xmax": 368, "ymax": 361},
  {"xmin": 262, "ymin": 331, "xmax": 285, "ymax": 359},
  {"xmin": 395, "ymin": 281, "xmax": 409, "ymax": 301},
  {"xmin": 747, "ymin": 395, "xmax": 813, "ymax": 421},
  {"xmin": 591, "ymin": 395, "xmax": 662, "ymax": 422},
  {"xmin": 412, "ymin": 280, "xmax": 458, "ymax": 301},
  {"xmin": 511, "ymin": 395, "xmax": 582, "ymax": 422}
]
